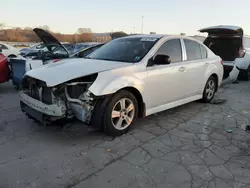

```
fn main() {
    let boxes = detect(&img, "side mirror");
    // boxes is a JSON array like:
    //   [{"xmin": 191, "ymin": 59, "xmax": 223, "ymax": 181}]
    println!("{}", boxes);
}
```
[
  {"xmin": 148, "ymin": 54, "xmax": 171, "ymax": 66},
  {"xmin": 0, "ymin": 48, "xmax": 2, "ymax": 53}
]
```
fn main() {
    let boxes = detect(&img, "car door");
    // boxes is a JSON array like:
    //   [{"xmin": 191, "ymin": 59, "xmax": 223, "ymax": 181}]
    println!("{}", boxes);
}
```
[
  {"xmin": 144, "ymin": 38, "xmax": 189, "ymax": 109},
  {"xmin": 183, "ymin": 39, "xmax": 209, "ymax": 96}
]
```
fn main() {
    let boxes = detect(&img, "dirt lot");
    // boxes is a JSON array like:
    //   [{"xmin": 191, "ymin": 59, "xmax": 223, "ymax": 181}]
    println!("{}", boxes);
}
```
[{"xmin": 0, "ymin": 81, "xmax": 250, "ymax": 188}]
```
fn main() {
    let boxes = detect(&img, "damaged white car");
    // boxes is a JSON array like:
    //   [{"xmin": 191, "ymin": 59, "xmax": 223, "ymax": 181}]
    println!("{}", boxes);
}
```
[{"xmin": 19, "ymin": 35, "xmax": 223, "ymax": 136}]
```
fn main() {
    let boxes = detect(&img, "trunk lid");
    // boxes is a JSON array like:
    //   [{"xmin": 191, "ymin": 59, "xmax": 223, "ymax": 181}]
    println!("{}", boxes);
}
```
[{"xmin": 199, "ymin": 25, "xmax": 243, "ymax": 36}]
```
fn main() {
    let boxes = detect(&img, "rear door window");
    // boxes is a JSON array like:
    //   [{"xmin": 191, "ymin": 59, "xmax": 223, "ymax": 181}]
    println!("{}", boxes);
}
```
[
  {"xmin": 184, "ymin": 39, "xmax": 202, "ymax": 60},
  {"xmin": 155, "ymin": 39, "xmax": 182, "ymax": 63}
]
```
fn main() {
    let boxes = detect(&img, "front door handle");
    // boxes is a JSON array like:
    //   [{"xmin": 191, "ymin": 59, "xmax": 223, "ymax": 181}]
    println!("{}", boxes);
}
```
[{"xmin": 178, "ymin": 66, "xmax": 186, "ymax": 72}]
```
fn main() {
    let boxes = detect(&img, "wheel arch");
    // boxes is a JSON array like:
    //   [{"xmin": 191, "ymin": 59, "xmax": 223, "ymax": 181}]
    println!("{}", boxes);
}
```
[
  {"xmin": 117, "ymin": 87, "xmax": 146, "ymax": 118},
  {"xmin": 210, "ymin": 73, "xmax": 219, "ymax": 91},
  {"xmin": 8, "ymin": 54, "xmax": 17, "ymax": 58}
]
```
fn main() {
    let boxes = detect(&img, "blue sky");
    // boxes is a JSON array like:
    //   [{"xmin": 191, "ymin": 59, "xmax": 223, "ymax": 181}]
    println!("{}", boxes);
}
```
[{"xmin": 1, "ymin": 0, "xmax": 250, "ymax": 35}]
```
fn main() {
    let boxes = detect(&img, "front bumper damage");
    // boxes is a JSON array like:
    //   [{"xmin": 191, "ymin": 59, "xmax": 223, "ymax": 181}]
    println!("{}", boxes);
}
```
[
  {"xmin": 20, "ymin": 81, "xmax": 97, "ymax": 125},
  {"xmin": 20, "ymin": 91, "xmax": 66, "ymax": 117}
]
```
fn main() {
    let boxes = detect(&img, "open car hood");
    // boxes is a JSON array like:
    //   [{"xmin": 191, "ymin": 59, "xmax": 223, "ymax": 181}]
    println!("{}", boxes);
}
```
[
  {"xmin": 33, "ymin": 28, "xmax": 69, "ymax": 55},
  {"xmin": 199, "ymin": 25, "xmax": 243, "ymax": 35}
]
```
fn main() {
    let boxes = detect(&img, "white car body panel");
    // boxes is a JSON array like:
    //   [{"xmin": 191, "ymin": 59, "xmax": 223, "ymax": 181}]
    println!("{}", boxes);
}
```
[
  {"xmin": 0, "ymin": 42, "xmax": 20, "ymax": 57},
  {"xmin": 21, "ymin": 35, "xmax": 223, "ymax": 121}
]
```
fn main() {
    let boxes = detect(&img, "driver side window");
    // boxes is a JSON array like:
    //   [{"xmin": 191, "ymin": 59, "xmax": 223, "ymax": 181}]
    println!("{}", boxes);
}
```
[{"xmin": 154, "ymin": 39, "xmax": 182, "ymax": 63}]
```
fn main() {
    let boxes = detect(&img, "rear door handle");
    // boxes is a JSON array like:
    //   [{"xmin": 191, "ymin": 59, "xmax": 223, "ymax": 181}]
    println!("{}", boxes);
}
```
[
  {"xmin": 178, "ymin": 66, "xmax": 186, "ymax": 72},
  {"xmin": 204, "ymin": 62, "xmax": 209, "ymax": 67}
]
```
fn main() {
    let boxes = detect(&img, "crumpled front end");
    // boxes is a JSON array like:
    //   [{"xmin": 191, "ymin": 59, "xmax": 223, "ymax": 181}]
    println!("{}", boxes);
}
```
[{"xmin": 19, "ymin": 74, "xmax": 98, "ymax": 124}]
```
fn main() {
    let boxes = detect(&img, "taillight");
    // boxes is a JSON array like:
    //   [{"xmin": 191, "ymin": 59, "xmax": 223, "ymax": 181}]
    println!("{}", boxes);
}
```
[
  {"xmin": 53, "ymin": 59, "xmax": 61, "ymax": 63},
  {"xmin": 220, "ymin": 60, "xmax": 223, "ymax": 65},
  {"xmin": 239, "ymin": 47, "xmax": 246, "ymax": 58}
]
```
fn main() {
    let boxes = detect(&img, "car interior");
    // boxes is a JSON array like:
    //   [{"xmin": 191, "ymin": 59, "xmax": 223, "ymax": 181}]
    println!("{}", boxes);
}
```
[{"xmin": 203, "ymin": 35, "xmax": 242, "ymax": 61}]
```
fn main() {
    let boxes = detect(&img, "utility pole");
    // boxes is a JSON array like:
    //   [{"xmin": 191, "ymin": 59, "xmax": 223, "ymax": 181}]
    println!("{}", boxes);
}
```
[{"xmin": 141, "ymin": 16, "xmax": 144, "ymax": 34}]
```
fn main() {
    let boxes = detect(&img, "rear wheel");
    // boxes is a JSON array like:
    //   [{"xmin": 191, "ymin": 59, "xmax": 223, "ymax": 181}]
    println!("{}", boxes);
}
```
[
  {"xmin": 238, "ymin": 65, "xmax": 250, "ymax": 81},
  {"xmin": 202, "ymin": 76, "xmax": 217, "ymax": 103},
  {"xmin": 102, "ymin": 90, "xmax": 138, "ymax": 136}
]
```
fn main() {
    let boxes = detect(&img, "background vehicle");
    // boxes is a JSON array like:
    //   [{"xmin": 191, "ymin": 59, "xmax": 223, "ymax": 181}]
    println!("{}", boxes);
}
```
[
  {"xmin": 200, "ymin": 25, "xmax": 250, "ymax": 80},
  {"xmin": 0, "ymin": 42, "xmax": 20, "ymax": 58},
  {"xmin": 71, "ymin": 43, "xmax": 104, "ymax": 58},
  {"xmin": 0, "ymin": 49, "xmax": 10, "ymax": 83},
  {"xmin": 73, "ymin": 42, "xmax": 102, "ymax": 53},
  {"xmin": 19, "ymin": 43, "xmax": 47, "ymax": 57},
  {"xmin": 19, "ymin": 35, "xmax": 223, "ymax": 136},
  {"xmin": 20, "ymin": 42, "xmax": 74, "ymax": 58}
]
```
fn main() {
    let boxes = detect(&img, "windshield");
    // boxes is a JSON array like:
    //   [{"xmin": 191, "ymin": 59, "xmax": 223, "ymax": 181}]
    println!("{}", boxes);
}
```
[{"xmin": 88, "ymin": 37, "xmax": 158, "ymax": 63}]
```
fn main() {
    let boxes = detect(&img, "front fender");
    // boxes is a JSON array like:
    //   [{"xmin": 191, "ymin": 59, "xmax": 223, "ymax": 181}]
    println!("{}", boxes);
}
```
[{"xmin": 88, "ymin": 72, "xmax": 145, "ymax": 96}]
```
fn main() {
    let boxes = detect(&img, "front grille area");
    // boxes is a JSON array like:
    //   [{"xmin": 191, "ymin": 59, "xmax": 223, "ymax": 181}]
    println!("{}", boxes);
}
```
[
  {"xmin": 23, "ymin": 77, "xmax": 53, "ymax": 105},
  {"xmin": 42, "ymin": 87, "xmax": 53, "ymax": 104}
]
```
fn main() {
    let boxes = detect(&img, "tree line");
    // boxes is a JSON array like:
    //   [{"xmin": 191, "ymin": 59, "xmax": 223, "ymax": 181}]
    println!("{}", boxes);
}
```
[{"xmin": 0, "ymin": 26, "xmax": 93, "ymax": 43}]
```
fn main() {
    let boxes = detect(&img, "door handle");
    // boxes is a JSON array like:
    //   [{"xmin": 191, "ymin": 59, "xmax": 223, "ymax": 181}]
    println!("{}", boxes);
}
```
[
  {"xmin": 204, "ymin": 62, "xmax": 209, "ymax": 67},
  {"xmin": 178, "ymin": 66, "xmax": 186, "ymax": 72}
]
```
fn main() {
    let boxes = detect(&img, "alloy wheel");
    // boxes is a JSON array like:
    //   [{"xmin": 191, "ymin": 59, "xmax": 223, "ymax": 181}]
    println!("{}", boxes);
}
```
[
  {"xmin": 205, "ymin": 79, "xmax": 215, "ymax": 100},
  {"xmin": 111, "ymin": 98, "xmax": 135, "ymax": 130}
]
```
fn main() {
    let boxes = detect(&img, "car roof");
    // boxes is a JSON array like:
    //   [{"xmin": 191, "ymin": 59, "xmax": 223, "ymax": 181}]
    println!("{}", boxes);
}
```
[
  {"xmin": 123, "ymin": 34, "xmax": 167, "ymax": 39},
  {"xmin": 119, "ymin": 34, "xmax": 201, "ymax": 42}
]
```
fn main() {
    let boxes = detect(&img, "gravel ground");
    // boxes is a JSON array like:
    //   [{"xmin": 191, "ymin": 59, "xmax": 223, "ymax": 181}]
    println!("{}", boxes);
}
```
[{"xmin": 0, "ymin": 81, "xmax": 250, "ymax": 188}]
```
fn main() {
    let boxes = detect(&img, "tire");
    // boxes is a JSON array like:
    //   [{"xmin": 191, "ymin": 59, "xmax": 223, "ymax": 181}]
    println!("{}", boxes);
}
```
[
  {"xmin": 102, "ymin": 90, "xmax": 138, "ymax": 136},
  {"xmin": 202, "ymin": 76, "xmax": 217, "ymax": 103},
  {"xmin": 239, "ymin": 66, "xmax": 250, "ymax": 81}
]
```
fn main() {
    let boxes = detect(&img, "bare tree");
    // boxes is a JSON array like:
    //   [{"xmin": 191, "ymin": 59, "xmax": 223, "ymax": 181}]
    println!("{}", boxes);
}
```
[
  {"xmin": 0, "ymin": 23, "xmax": 5, "ymax": 29},
  {"xmin": 77, "ymin": 28, "xmax": 92, "ymax": 34},
  {"xmin": 39, "ymin": 25, "xmax": 50, "ymax": 31},
  {"xmin": 25, "ymin": 27, "xmax": 33, "ymax": 31}
]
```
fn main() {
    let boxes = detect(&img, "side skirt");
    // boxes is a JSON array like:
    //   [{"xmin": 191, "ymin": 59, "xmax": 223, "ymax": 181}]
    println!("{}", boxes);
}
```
[{"xmin": 146, "ymin": 94, "xmax": 202, "ymax": 116}]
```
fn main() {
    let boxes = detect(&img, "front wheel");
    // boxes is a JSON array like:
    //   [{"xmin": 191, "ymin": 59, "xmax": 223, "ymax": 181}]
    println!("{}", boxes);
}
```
[
  {"xmin": 102, "ymin": 90, "xmax": 138, "ymax": 136},
  {"xmin": 202, "ymin": 76, "xmax": 217, "ymax": 103}
]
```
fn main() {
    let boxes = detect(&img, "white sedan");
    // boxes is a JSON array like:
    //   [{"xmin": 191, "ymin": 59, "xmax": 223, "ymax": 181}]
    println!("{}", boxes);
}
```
[
  {"xmin": 0, "ymin": 42, "xmax": 20, "ymax": 58},
  {"xmin": 19, "ymin": 35, "xmax": 223, "ymax": 136}
]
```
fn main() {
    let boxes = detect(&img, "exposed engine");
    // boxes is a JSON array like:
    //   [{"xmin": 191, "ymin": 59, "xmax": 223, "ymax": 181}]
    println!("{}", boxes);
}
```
[{"xmin": 21, "ymin": 74, "xmax": 98, "ymax": 123}]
